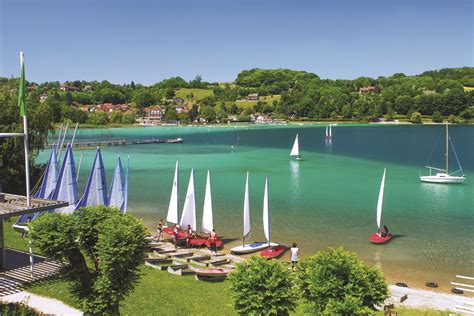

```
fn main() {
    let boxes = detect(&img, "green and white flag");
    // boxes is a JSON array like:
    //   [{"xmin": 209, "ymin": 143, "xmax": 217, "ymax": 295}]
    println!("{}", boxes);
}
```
[{"xmin": 18, "ymin": 52, "xmax": 26, "ymax": 117}]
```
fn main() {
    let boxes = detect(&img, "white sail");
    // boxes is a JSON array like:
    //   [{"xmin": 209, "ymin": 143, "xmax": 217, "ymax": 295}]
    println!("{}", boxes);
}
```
[
  {"xmin": 76, "ymin": 147, "xmax": 108, "ymax": 208},
  {"xmin": 107, "ymin": 156, "xmax": 125, "ymax": 211},
  {"xmin": 52, "ymin": 144, "xmax": 78, "ymax": 214},
  {"xmin": 329, "ymin": 125, "xmax": 332, "ymax": 137},
  {"xmin": 290, "ymin": 134, "xmax": 299, "ymax": 157},
  {"xmin": 166, "ymin": 161, "xmax": 179, "ymax": 224},
  {"xmin": 243, "ymin": 172, "xmax": 251, "ymax": 239},
  {"xmin": 201, "ymin": 170, "xmax": 213, "ymax": 234},
  {"xmin": 326, "ymin": 126, "xmax": 328, "ymax": 137},
  {"xmin": 263, "ymin": 177, "xmax": 270, "ymax": 243},
  {"xmin": 179, "ymin": 169, "xmax": 196, "ymax": 231},
  {"xmin": 376, "ymin": 168, "xmax": 386, "ymax": 230}
]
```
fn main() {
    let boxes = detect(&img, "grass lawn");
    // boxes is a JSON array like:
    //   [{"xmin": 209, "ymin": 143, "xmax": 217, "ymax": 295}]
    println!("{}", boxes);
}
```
[
  {"xmin": 175, "ymin": 88, "xmax": 214, "ymax": 101},
  {"xmin": 232, "ymin": 95, "xmax": 281, "ymax": 109}
]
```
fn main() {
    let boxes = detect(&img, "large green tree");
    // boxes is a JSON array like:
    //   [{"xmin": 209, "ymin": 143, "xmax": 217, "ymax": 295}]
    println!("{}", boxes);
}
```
[{"xmin": 30, "ymin": 206, "xmax": 149, "ymax": 315}]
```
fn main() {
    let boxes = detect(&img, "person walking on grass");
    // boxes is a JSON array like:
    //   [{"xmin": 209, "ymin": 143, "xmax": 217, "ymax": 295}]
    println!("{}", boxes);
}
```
[{"xmin": 290, "ymin": 242, "xmax": 299, "ymax": 272}]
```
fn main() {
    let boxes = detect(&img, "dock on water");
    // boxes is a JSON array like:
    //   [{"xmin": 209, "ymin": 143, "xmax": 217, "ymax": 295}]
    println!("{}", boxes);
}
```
[{"xmin": 57, "ymin": 137, "xmax": 183, "ymax": 149}]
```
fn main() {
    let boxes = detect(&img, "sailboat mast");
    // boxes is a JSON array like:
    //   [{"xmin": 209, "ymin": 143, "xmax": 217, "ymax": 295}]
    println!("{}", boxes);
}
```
[{"xmin": 445, "ymin": 123, "xmax": 449, "ymax": 175}]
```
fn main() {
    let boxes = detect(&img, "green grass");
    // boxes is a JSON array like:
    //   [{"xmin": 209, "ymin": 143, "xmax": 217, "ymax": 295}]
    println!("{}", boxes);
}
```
[
  {"xmin": 175, "ymin": 88, "xmax": 214, "ymax": 101},
  {"xmin": 230, "ymin": 95, "xmax": 281, "ymax": 109},
  {"xmin": 26, "ymin": 266, "xmax": 236, "ymax": 315},
  {"xmin": 3, "ymin": 217, "xmax": 33, "ymax": 253}
]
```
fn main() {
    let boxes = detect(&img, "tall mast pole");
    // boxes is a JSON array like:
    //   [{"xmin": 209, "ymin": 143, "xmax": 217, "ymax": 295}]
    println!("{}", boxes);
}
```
[{"xmin": 445, "ymin": 123, "xmax": 449, "ymax": 175}]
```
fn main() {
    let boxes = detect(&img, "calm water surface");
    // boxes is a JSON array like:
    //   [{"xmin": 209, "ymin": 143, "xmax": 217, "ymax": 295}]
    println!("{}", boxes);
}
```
[{"xmin": 42, "ymin": 124, "xmax": 474, "ymax": 290}]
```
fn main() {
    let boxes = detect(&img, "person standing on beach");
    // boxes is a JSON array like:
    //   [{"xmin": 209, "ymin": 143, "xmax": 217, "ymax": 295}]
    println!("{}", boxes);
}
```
[
  {"xmin": 290, "ymin": 242, "xmax": 299, "ymax": 272},
  {"xmin": 208, "ymin": 229, "xmax": 218, "ymax": 256},
  {"xmin": 156, "ymin": 219, "xmax": 164, "ymax": 241}
]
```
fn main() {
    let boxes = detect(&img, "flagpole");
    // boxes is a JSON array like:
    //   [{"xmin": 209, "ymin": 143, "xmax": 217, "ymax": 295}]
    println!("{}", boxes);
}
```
[{"xmin": 19, "ymin": 51, "xmax": 34, "ymax": 277}]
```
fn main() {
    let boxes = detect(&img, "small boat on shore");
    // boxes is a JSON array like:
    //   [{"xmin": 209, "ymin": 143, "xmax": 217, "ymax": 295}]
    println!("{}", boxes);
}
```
[
  {"xmin": 260, "ymin": 245, "xmax": 286, "ymax": 259},
  {"xmin": 369, "ymin": 168, "xmax": 392, "ymax": 244},
  {"xmin": 194, "ymin": 268, "xmax": 233, "ymax": 281}
]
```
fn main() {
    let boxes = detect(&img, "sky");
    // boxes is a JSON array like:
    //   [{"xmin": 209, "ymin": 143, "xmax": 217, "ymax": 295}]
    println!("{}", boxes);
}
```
[{"xmin": 0, "ymin": 0, "xmax": 472, "ymax": 85}]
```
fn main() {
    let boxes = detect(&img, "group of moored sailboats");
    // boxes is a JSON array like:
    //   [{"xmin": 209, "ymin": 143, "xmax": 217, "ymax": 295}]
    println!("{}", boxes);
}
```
[
  {"xmin": 14, "ymin": 142, "xmax": 129, "ymax": 232},
  {"xmin": 163, "ymin": 161, "xmax": 222, "ymax": 247}
]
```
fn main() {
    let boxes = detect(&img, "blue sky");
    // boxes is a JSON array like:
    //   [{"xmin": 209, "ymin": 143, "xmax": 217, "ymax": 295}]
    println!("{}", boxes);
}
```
[{"xmin": 1, "ymin": 0, "xmax": 472, "ymax": 85}]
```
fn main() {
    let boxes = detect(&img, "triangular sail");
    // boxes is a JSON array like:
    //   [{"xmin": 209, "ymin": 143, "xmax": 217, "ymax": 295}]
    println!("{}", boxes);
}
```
[
  {"xmin": 376, "ymin": 168, "xmax": 386, "ymax": 230},
  {"xmin": 179, "ymin": 169, "xmax": 196, "ymax": 231},
  {"xmin": 243, "ymin": 172, "xmax": 251, "ymax": 239},
  {"xmin": 16, "ymin": 145, "xmax": 59, "ymax": 223},
  {"xmin": 76, "ymin": 147, "xmax": 108, "ymax": 209},
  {"xmin": 329, "ymin": 125, "xmax": 332, "ymax": 137},
  {"xmin": 51, "ymin": 144, "xmax": 78, "ymax": 214},
  {"xmin": 201, "ymin": 170, "xmax": 213, "ymax": 234},
  {"xmin": 263, "ymin": 177, "xmax": 270, "ymax": 244},
  {"xmin": 290, "ymin": 134, "xmax": 299, "ymax": 157},
  {"xmin": 167, "ymin": 161, "xmax": 179, "ymax": 224},
  {"xmin": 107, "ymin": 156, "xmax": 125, "ymax": 211}
]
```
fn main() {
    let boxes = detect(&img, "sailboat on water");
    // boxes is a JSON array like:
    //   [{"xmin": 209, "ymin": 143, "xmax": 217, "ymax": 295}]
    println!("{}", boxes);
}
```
[
  {"xmin": 420, "ymin": 123, "xmax": 466, "ymax": 184},
  {"xmin": 325, "ymin": 125, "xmax": 333, "ymax": 139},
  {"xmin": 369, "ymin": 168, "xmax": 392, "ymax": 244},
  {"xmin": 260, "ymin": 177, "xmax": 285, "ymax": 258},
  {"xmin": 231, "ymin": 173, "xmax": 278, "ymax": 255},
  {"xmin": 290, "ymin": 134, "xmax": 302, "ymax": 160}
]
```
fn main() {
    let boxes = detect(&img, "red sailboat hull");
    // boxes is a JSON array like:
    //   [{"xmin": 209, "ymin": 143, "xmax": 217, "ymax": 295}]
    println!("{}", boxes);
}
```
[
  {"xmin": 260, "ymin": 245, "xmax": 285, "ymax": 259},
  {"xmin": 369, "ymin": 233, "xmax": 392, "ymax": 244}
]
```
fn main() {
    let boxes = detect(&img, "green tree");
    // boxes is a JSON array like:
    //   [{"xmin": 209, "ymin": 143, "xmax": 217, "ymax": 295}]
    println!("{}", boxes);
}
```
[
  {"xmin": 163, "ymin": 106, "xmax": 178, "ymax": 121},
  {"xmin": 296, "ymin": 248, "xmax": 388, "ymax": 315},
  {"xmin": 109, "ymin": 111, "xmax": 124, "ymax": 123},
  {"xmin": 132, "ymin": 90, "xmax": 154, "ymax": 108},
  {"xmin": 30, "ymin": 206, "xmax": 149, "ymax": 315},
  {"xmin": 410, "ymin": 111, "xmax": 423, "ymax": 124},
  {"xmin": 65, "ymin": 91, "xmax": 73, "ymax": 105},
  {"xmin": 87, "ymin": 111, "xmax": 108, "ymax": 125},
  {"xmin": 447, "ymin": 114, "xmax": 459, "ymax": 123},
  {"xmin": 228, "ymin": 256, "xmax": 298, "ymax": 315},
  {"xmin": 122, "ymin": 113, "xmax": 136, "ymax": 124},
  {"xmin": 432, "ymin": 111, "xmax": 443, "ymax": 123},
  {"xmin": 200, "ymin": 106, "xmax": 216, "ymax": 122}
]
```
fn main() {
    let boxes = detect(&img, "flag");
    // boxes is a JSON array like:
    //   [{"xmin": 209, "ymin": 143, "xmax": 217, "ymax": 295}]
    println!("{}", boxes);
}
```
[{"xmin": 18, "ymin": 52, "xmax": 27, "ymax": 117}]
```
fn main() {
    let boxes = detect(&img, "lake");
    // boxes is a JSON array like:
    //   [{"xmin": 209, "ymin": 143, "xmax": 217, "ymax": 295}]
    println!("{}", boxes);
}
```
[{"xmin": 42, "ymin": 124, "xmax": 474, "ymax": 291}]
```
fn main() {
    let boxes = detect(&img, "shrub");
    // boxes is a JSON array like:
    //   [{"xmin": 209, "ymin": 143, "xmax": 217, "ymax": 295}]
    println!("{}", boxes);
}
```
[
  {"xmin": 295, "ymin": 247, "xmax": 388, "ymax": 315},
  {"xmin": 30, "ymin": 206, "xmax": 149, "ymax": 315},
  {"xmin": 447, "ymin": 114, "xmax": 459, "ymax": 124},
  {"xmin": 228, "ymin": 256, "xmax": 298, "ymax": 315},
  {"xmin": 432, "ymin": 111, "xmax": 443, "ymax": 123},
  {"xmin": 409, "ymin": 111, "xmax": 423, "ymax": 124},
  {"xmin": 0, "ymin": 302, "xmax": 39, "ymax": 315}
]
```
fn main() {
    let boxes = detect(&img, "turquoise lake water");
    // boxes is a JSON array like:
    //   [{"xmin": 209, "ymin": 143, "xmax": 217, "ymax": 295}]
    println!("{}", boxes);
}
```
[{"xmin": 42, "ymin": 124, "xmax": 474, "ymax": 290}]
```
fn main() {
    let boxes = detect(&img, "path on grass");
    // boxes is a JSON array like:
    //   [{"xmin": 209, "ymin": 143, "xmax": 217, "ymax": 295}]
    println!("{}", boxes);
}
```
[{"xmin": 0, "ymin": 291, "xmax": 82, "ymax": 315}]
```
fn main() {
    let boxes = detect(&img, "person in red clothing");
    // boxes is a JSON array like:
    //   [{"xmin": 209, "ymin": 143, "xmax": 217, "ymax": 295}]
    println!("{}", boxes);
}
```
[
  {"xmin": 171, "ymin": 224, "xmax": 180, "ymax": 249},
  {"xmin": 185, "ymin": 225, "xmax": 193, "ymax": 248},
  {"xmin": 208, "ymin": 229, "xmax": 218, "ymax": 256}
]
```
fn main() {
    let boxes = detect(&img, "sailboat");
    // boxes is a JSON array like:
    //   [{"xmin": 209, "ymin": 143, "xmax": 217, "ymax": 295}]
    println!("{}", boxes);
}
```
[
  {"xmin": 75, "ymin": 147, "xmax": 108, "ymax": 209},
  {"xmin": 369, "ymin": 168, "xmax": 392, "ymax": 244},
  {"xmin": 290, "ymin": 134, "xmax": 302, "ymax": 160},
  {"xmin": 179, "ymin": 169, "xmax": 197, "ymax": 232},
  {"xmin": 13, "ymin": 144, "xmax": 60, "ymax": 231},
  {"xmin": 163, "ymin": 161, "xmax": 185, "ymax": 238},
  {"xmin": 107, "ymin": 155, "xmax": 127, "ymax": 212},
  {"xmin": 325, "ymin": 125, "xmax": 333, "ymax": 139},
  {"xmin": 260, "ymin": 177, "xmax": 285, "ymax": 258},
  {"xmin": 231, "ymin": 174, "xmax": 278, "ymax": 254},
  {"xmin": 420, "ymin": 124, "xmax": 466, "ymax": 184}
]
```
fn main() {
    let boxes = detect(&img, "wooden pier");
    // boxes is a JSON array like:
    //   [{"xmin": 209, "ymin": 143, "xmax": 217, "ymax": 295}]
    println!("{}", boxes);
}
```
[{"xmin": 60, "ymin": 138, "xmax": 183, "ymax": 149}]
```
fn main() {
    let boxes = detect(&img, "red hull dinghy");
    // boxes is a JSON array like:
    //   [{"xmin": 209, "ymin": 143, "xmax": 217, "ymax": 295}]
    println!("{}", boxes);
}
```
[
  {"xmin": 163, "ymin": 227, "xmax": 186, "ymax": 239},
  {"xmin": 205, "ymin": 239, "xmax": 223, "ymax": 248},
  {"xmin": 369, "ymin": 233, "xmax": 392, "ymax": 244},
  {"xmin": 260, "ymin": 245, "xmax": 285, "ymax": 259}
]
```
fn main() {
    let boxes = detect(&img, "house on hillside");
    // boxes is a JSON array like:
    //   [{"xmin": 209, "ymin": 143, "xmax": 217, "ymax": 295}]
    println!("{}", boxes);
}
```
[
  {"xmin": 247, "ymin": 93, "xmax": 259, "ymax": 101},
  {"xmin": 136, "ymin": 105, "xmax": 163, "ymax": 126},
  {"xmin": 83, "ymin": 85, "xmax": 93, "ymax": 92},
  {"xmin": 90, "ymin": 103, "xmax": 130, "ymax": 113},
  {"xmin": 358, "ymin": 86, "xmax": 376, "ymax": 93},
  {"xmin": 60, "ymin": 84, "xmax": 81, "ymax": 92},
  {"xmin": 39, "ymin": 94, "xmax": 49, "ymax": 103},
  {"xmin": 175, "ymin": 106, "xmax": 188, "ymax": 114}
]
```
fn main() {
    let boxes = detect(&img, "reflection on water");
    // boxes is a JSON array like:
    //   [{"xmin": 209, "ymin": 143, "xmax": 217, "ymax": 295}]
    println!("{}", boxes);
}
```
[
  {"xmin": 290, "ymin": 161, "xmax": 300, "ymax": 196},
  {"xmin": 420, "ymin": 182, "xmax": 450, "ymax": 211},
  {"xmin": 374, "ymin": 251, "xmax": 382, "ymax": 269},
  {"xmin": 325, "ymin": 138, "xmax": 333, "ymax": 152}
]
